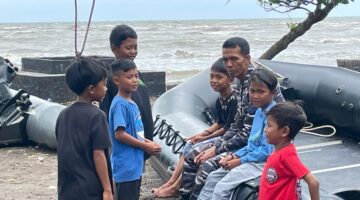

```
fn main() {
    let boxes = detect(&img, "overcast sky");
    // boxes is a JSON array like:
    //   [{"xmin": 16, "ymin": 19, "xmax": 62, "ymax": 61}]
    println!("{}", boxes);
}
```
[{"xmin": 0, "ymin": 0, "xmax": 359, "ymax": 23}]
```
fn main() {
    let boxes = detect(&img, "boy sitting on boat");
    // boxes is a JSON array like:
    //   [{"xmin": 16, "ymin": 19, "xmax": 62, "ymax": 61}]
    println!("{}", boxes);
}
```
[
  {"xmin": 197, "ymin": 68, "xmax": 278, "ymax": 200},
  {"xmin": 153, "ymin": 58, "xmax": 238, "ymax": 198}
]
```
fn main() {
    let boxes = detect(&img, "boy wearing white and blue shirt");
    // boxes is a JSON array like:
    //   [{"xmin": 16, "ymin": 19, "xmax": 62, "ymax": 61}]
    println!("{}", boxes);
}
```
[
  {"xmin": 108, "ymin": 59, "xmax": 161, "ymax": 200},
  {"xmin": 109, "ymin": 95, "xmax": 144, "ymax": 182}
]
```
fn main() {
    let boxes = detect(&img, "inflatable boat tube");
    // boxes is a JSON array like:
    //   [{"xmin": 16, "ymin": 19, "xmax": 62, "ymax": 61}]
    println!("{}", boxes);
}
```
[
  {"xmin": 258, "ymin": 59, "xmax": 360, "ymax": 138},
  {"xmin": 25, "ymin": 95, "xmax": 65, "ymax": 149},
  {"xmin": 152, "ymin": 68, "xmax": 217, "ymax": 167},
  {"xmin": 9, "ymin": 89, "xmax": 65, "ymax": 149}
]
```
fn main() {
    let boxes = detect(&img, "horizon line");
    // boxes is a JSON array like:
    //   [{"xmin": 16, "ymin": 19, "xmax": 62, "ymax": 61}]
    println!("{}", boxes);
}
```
[{"xmin": 0, "ymin": 15, "xmax": 359, "ymax": 24}]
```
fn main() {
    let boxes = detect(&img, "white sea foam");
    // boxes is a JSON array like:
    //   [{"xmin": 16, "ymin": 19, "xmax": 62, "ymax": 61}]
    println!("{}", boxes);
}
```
[{"xmin": 0, "ymin": 17, "xmax": 359, "ymax": 82}]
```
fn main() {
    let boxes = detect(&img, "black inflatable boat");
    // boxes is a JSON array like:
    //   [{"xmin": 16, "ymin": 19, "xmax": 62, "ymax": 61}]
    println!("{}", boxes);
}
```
[{"xmin": 150, "ymin": 60, "xmax": 360, "ymax": 200}]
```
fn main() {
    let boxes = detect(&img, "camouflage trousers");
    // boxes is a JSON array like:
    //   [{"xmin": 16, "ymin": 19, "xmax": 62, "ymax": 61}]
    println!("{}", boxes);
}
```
[{"xmin": 180, "ymin": 143, "xmax": 230, "ymax": 200}]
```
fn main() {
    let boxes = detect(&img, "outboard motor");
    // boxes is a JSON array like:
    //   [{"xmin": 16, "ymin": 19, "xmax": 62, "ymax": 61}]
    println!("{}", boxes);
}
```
[
  {"xmin": 231, "ymin": 177, "xmax": 260, "ymax": 200},
  {"xmin": 0, "ymin": 57, "xmax": 32, "ymax": 145}
]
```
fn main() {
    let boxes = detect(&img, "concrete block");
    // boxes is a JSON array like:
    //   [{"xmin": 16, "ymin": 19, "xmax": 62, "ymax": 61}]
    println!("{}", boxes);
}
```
[
  {"xmin": 13, "ymin": 56, "xmax": 167, "ymax": 103},
  {"xmin": 11, "ymin": 71, "xmax": 76, "ymax": 103},
  {"xmin": 141, "ymin": 71, "xmax": 166, "ymax": 97},
  {"xmin": 21, "ymin": 56, "xmax": 114, "ymax": 74}
]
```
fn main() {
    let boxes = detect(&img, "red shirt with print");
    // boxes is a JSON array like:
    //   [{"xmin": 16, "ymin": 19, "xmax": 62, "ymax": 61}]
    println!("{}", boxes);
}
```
[{"xmin": 259, "ymin": 143, "xmax": 309, "ymax": 200}]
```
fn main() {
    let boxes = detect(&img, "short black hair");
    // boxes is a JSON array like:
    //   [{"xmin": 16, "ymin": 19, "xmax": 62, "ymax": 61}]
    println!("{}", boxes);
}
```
[
  {"xmin": 109, "ymin": 24, "xmax": 137, "ymax": 47},
  {"xmin": 111, "ymin": 58, "xmax": 137, "ymax": 75},
  {"xmin": 210, "ymin": 58, "xmax": 230, "ymax": 77},
  {"xmin": 249, "ymin": 68, "xmax": 278, "ymax": 91},
  {"xmin": 222, "ymin": 37, "xmax": 250, "ymax": 56},
  {"xmin": 65, "ymin": 57, "xmax": 107, "ymax": 95},
  {"xmin": 267, "ymin": 101, "xmax": 307, "ymax": 140}
]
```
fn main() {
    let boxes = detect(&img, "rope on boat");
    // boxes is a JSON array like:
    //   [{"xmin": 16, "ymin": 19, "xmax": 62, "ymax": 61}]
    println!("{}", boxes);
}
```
[
  {"xmin": 74, "ymin": 0, "xmax": 96, "ymax": 58},
  {"xmin": 153, "ymin": 115, "xmax": 186, "ymax": 154},
  {"xmin": 253, "ymin": 59, "xmax": 337, "ymax": 138},
  {"xmin": 301, "ymin": 122, "xmax": 337, "ymax": 138}
]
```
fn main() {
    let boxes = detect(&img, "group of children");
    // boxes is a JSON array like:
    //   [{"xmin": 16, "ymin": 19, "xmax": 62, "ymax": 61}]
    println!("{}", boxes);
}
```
[
  {"xmin": 56, "ymin": 25, "xmax": 160, "ymax": 200},
  {"xmin": 55, "ymin": 24, "xmax": 320, "ymax": 200}
]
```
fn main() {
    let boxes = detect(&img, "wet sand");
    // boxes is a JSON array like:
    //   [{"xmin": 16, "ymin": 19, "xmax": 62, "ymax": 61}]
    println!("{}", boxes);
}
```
[{"xmin": 0, "ymin": 145, "xmax": 177, "ymax": 200}]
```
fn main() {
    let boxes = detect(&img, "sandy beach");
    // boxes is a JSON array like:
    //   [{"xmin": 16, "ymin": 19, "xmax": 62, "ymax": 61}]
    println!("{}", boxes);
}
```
[{"xmin": 0, "ymin": 145, "xmax": 177, "ymax": 200}]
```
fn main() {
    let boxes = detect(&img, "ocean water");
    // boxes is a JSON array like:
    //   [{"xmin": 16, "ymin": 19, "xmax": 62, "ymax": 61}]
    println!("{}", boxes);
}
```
[{"xmin": 0, "ymin": 17, "xmax": 359, "ymax": 83}]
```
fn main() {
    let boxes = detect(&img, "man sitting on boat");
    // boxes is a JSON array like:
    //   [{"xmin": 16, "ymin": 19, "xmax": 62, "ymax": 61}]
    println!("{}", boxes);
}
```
[{"xmin": 179, "ymin": 37, "xmax": 284, "ymax": 200}]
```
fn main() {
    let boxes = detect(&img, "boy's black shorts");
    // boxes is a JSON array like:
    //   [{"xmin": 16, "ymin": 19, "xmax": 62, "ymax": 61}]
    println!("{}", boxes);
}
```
[{"xmin": 115, "ymin": 178, "xmax": 141, "ymax": 200}]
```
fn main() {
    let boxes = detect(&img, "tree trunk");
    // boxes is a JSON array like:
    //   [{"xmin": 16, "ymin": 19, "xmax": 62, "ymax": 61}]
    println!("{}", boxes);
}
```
[{"xmin": 260, "ymin": 3, "xmax": 336, "ymax": 60}]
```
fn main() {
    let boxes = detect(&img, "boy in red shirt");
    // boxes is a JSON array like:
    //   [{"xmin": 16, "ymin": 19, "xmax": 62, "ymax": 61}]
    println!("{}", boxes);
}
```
[{"xmin": 259, "ymin": 102, "xmax": 319, "ymax": 200}]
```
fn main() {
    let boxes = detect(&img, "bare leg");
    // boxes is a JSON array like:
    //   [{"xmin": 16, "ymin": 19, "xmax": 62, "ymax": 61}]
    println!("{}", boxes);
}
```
[
  {"xmin": 155, "ymin": 175, "xmax": 182, "ymax": 198},
  {"xmin": 152, "ymin": 156, "xmax": 185, "ymax": 193}
]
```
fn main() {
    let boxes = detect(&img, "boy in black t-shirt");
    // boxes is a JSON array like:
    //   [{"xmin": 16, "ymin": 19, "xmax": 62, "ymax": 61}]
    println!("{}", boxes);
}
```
[
  {"xmin": 100, "ymin": 25, "xmax": 154, "ymax": 161},
  {"xmin": 56, "ymin": 57, "xmax": 113, "ymax": 200},
  {"xmin": 153, "ymin": 58, "xmax": 238, "ymax": 198}
]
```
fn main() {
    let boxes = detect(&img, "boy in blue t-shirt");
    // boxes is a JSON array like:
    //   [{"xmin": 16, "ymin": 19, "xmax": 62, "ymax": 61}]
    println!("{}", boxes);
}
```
[{"xmin": 108, "ymin": 58, "xmax": 161, "ymax": 200}]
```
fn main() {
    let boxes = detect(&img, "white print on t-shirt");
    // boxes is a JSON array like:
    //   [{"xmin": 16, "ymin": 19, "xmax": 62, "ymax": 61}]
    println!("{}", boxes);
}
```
[
  {"xmin": 266, "ymin": 167, "xmax": 278, "ymax": 184},
  {"xmin": 266, "ymin": 167, "xmax": 302, "ymax": 199},
  {"xmin": 135, "ymin": 113, "xmax": 144, "ymax": 141},
  {"xmin": 296, "ymin": 179, "xmax": 302, "ymax": 200}
]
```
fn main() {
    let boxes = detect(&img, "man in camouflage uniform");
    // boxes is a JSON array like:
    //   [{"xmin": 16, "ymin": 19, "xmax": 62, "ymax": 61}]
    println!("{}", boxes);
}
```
[{"xmin": 179, "ymin": 37, "xmax": 284, "ymax": 200}]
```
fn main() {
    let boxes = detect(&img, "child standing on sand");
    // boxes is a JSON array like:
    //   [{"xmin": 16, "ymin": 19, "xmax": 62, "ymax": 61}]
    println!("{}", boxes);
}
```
[
  {"xmin": 108, "ymin": 59, "xmax": 161, "ymax": 200},
  {"xmin": 56, "ymin": 57, "xmax": 113, "ymax": 200}
]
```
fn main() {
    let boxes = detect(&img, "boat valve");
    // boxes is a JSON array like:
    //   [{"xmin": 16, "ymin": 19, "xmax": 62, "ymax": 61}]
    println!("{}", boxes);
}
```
[
  {"xmin": 282, "ymin": 77, "xmax": 290, "ymax": 86},
  {"xmin": 341, "ymin": 101, "xmax": 354, "ymax": 111},
  {"xmin": 336, "ymin": 87, "xmax": 343, "ymax": 95}
]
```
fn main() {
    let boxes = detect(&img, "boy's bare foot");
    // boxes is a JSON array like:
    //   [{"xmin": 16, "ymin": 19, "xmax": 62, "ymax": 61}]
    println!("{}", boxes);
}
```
[
  {"xmin": 151, "ymin": 181, "xmax": 174, "ymax": 193},
  {"xmin": 154, "ymin": 186, "xmax": 180, "ymax": 198}
]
